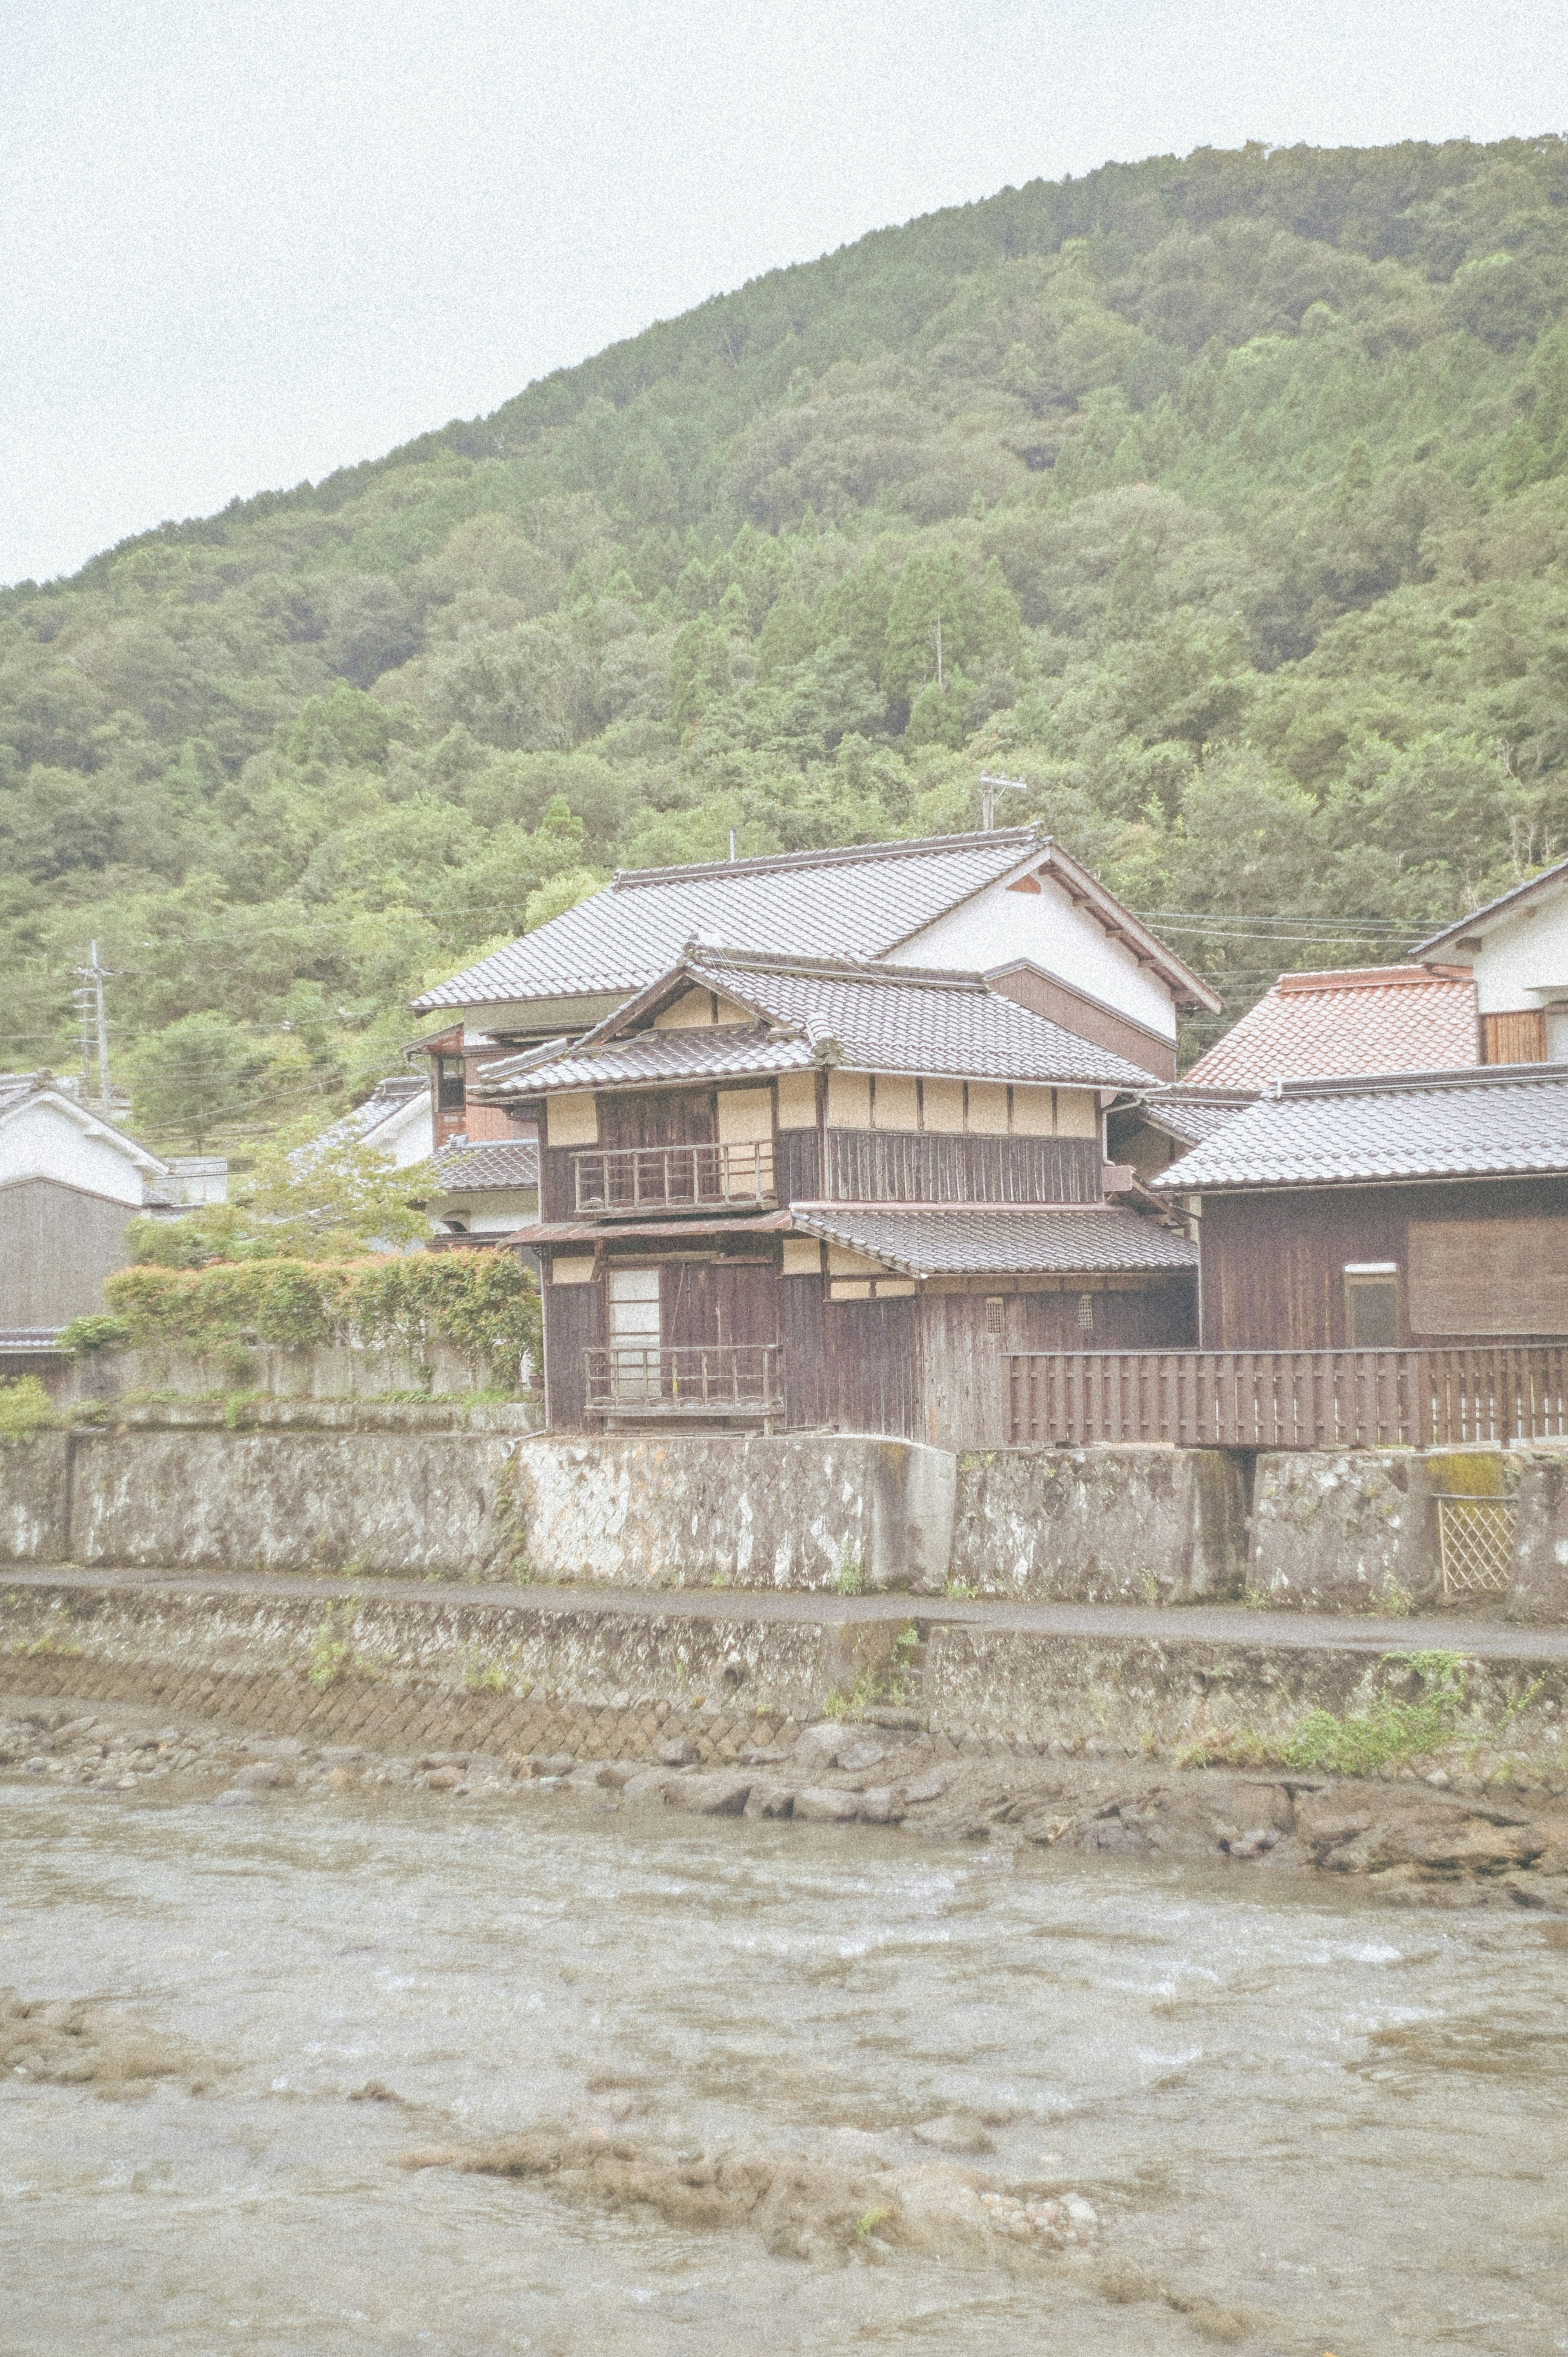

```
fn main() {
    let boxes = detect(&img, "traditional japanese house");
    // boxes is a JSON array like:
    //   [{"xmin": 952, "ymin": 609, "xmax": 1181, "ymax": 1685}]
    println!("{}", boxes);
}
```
[
  {"xmin": 1154, "ymin": 1064, "xmax": 1568, "ymax": 1351},
  {"xmin": 408, "ymin": 825, "xmax": 1221, "ymax": 1149},
  {"xmin": 474, "ymin": 945, "xmax": 1197, "ymax": 1447},
  {"xmin": 1412, "ymin": 854, "xmax": 1568, "ymax": 1065}
]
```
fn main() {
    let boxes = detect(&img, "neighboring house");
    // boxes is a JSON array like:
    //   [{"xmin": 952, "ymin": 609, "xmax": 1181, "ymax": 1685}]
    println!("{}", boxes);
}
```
[
  {"xmin": 427, "ymin": 1139, "xmax": 540, "ymax": 1242},
  {"xmin": 1411, "ymin": 855, "xmax": 1568, "ymax": 1064},
  {"xmin": 410, "ymin": 827, "xmax": 1222, "ymax": 1148},
  {"xmin": 306, "ymin": 1073, "xmax": 434, "ymax": 1168},
  {"xmin": 1183, "ymin": 965, "xmax": 1479, "ymax": 1089},
  {"xmin": 475, "ymin": 944, "xmax": 1197, "ymax": 1447},
  {"xmin": 0, "ymin": 1074, "xmax": 225, "ymax": 1333},
  {"xmin": 1153, "ymin": 1065, "xmax": 1568, "ymax": 1351}
]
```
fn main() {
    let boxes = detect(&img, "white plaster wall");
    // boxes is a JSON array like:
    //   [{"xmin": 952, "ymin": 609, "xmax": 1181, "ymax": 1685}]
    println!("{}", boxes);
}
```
[
  {"xmin": 442, "ymin": 1191, "xmax": 539, "ymax": 1236},
  {"xmin": 0, "ymin": 1099, "xmax": 149, "ymax": 1204},
  {"xmin": 373, "ymin": 1095, "xmax": 435, "ymax": 1167},
  {"xmin": 896, "ymin": 876, "xmax": 1178, "ymax": 1041},
  {"xmin": 1470, "ymin": 892, "xmax": 1568, "ymax": 1013}
]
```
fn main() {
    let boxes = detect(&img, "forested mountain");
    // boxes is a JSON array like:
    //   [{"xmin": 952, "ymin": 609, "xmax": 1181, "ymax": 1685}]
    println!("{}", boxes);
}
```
[{"xmin": 7, "ymin": 135, "xmax": 1568, "ymax": 1138}]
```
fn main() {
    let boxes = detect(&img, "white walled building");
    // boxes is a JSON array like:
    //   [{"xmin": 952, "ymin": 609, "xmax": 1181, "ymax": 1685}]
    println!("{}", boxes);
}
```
[{"xmin": 1414, "ymin": 856, "xmax": 1568, "ymax": 1064}]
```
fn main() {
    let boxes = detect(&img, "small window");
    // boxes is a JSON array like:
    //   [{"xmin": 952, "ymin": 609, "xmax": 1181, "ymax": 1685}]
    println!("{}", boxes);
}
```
[
  {"xmin": 1078, "ymin": 1292, "xmax": 1095, "ymax": 1332},
  {"xmin": 1345, "ymin": 1263, "xmax": 1399, "ymax": 1348},
  {"xmin": 437, "ymin": 1055, "xmax": 466, "ymax": 1111},
  {"xmin": 985, "ymin": 1296, "xmax": 1005, "ymax": 1334}
]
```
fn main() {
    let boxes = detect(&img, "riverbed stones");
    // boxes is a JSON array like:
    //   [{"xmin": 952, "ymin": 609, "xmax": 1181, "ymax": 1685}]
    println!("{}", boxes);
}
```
[
  {"xmin": 658, "ymin": 1737, "xmax": 699, "ymax": 1767},
  {"xmin": 793, "ymin": 1786, "xmax": 860, "ymax": 1823},
  {"xmin": 912, "ymin": 2112, "xmax": 993, "ymax": 2155},
  {"xmin": 676, "ymin": 1772, "xmax": 752, "ymax": 1815}
]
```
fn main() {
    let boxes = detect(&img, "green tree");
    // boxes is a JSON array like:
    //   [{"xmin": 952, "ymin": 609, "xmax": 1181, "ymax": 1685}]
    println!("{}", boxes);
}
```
[{"xmin": 125, "ymin": 1013, "xmax": 266, "ymax": 1148}]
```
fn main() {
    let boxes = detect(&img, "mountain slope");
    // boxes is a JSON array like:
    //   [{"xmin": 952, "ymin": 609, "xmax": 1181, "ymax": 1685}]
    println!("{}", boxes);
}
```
[{"xmin": 4, "ymin": 135, "xmax": 1568, "ymax": 1135}]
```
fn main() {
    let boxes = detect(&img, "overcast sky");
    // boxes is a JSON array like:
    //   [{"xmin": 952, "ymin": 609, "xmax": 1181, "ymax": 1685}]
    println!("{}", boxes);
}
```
[{"xmin": 4, "ymin": 0, "xmax": 1567, "ymax": 587}]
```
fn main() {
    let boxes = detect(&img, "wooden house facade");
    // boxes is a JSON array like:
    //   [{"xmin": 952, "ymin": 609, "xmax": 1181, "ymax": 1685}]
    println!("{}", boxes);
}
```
[
  {"xmin": 1154, "ymin": 1066, "xmax": 1568, "ymax": 1350},
  {"xmin": 477, "ymin": 947, "xmax": 1197, "ymax": 1449}
]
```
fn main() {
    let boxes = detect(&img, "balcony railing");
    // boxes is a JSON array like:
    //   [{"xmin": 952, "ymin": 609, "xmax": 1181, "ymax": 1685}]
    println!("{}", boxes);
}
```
[
  {"xmin": 572, "ymin": 1140, "xmax": 775, "ymax": 1216},
  {"xmin": 1009, "ymin": 1345, "xmax": 1568, "ymax": 1450},
  {"xmin": 584, "ymin": 1342, "xmax": 784, "ymax": 1421}
]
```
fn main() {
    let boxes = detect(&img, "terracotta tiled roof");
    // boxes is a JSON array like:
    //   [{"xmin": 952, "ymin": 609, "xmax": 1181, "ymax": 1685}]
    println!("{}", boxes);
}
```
[
  {"xmin": 1155, "ymin": 1064, "xmax": 1568, "ymax": 1192},
  {"xmin": 789, "ymin": 1202, "xmax": 1197, "ymax": 1277},
  {"xmin": 1183, "ymin": 967, "xmax": 1477, "ymax": 1088}
]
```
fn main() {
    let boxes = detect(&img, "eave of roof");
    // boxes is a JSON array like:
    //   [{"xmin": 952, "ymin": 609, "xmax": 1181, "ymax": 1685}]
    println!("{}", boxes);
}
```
[
  {"xmin": 1410, "ymin": 854, "xmax": 1568, "ymax": 957},
  {"xmin": 790, "ymin": 1201, "xmax": 1198, "ymax": 1278},
  {"xmin": 1154, "ymin": 1062, "xmax": 1568, "ymax": 1192}
]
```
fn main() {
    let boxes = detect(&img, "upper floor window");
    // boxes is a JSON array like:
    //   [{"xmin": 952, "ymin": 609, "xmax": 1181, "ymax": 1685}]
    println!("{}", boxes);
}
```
[
  {"xmin": 437, "ymin": 1056, "xmax": 466, "ymax": 1112},
  {"xmin": 1345, "ymin": 1262, "xmax": 1399, "ymax": 1348}
]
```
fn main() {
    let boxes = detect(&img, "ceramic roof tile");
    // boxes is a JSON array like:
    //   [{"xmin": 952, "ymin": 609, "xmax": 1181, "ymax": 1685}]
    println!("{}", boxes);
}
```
[
  {"xmin": 1136, "ymin": 1087, "xmax": 1255, "ymax": 1145},
  {"xmin": 412, "ymin": 829, "xmax": 1044, "ymax": 1012},
  {"xmin": 430, "ymin": 1140, "xmax": 540, "ymax": 1190},
  {"xmin": 790, "ymin": 1202, "xmax": 1197, "ymax": 1276},
  {"xmin": 484, "ymin": 950, "xmax": 1153, "ymax": 1095},
  {"xmin": 1156, "ymin": 1066, "xmax": 1568, "ymax": 1191},
  {"xmin": 1184, "ymin": 967, "xmax": 1477, "ymax": 1089}
]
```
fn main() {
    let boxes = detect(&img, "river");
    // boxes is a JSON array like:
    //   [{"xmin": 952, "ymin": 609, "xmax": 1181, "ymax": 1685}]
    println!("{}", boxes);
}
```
[{"xmin": 3, "ymin": 1779, "xmax": 1566, "ymax": 2356}]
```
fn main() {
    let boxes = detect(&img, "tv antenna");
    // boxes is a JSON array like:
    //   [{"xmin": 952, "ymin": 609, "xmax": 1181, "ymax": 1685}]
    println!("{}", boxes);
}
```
[{"xmin": 979, "ymin": 772, "xmax": 1029, "ymax": 831}]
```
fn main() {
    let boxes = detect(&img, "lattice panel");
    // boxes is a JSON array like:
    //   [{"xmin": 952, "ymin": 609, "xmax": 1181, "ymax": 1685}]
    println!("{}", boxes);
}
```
[{"xmin": 1436, "ymin": 1495, "xmax": 1517, "ymax": 1597}]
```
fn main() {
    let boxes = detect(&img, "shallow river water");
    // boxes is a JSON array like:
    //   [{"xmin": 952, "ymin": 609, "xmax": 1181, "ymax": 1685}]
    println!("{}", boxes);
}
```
[{"xmin": 3, "ymin": 1779, "xmax": 1566, "ymax": 2357}]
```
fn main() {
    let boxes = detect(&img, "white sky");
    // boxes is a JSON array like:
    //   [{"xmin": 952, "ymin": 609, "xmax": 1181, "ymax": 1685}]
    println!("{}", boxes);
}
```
[{"xmin": 4, "ymin": 0, "xmax": 1567, "ymax": 586}]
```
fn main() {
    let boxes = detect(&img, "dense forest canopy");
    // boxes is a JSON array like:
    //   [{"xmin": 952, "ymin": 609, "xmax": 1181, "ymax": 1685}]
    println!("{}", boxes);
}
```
[{"xmin": 7, "ymin": 134, "xmax": 1568, "ymax": 1140}]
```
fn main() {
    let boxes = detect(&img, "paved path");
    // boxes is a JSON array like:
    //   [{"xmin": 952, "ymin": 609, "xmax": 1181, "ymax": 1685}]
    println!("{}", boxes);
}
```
[{"xmin": 7, "ymin": 1564, "xmax": 1568, "ymax": 1663}]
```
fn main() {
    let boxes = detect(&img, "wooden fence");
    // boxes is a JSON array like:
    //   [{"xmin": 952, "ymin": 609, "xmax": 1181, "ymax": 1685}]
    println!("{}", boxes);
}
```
[{"xmin": 1008, "ymin": 1346, "xmax": 1568, "ymax": 1450}]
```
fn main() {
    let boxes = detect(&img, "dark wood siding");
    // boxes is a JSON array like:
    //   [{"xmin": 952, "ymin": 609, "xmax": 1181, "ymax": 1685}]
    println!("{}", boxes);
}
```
[
  {"xmin": 542, "ymin": 1274, "xmax": 602, "ymax": 1430},
  {"xmin": 986, "ymin": 963, "xmax": 1175, "ymax": 1079},
  {"xmin": 779, "ymin": 1274, "xmax": 827, "ymax": 1427},
  {"xmin": 919, "ymin": 1295, "xmax": 1006, "ymax": 1448},
  {"xmin": 599, "ymin": 1089, "xmax": 717, "ymax": 1150},
  {"xmin": 540, "ymin": 1147, "xmax": 576, "ymax": 1223},
  {"xmin": 775, "ymin": 1128, "xmax": 822, "ymax": 1204},
  {"xmin": 1200, "ymin": 1178, "xmax": 1568, "ymax": 1348},
  {"xmin": 823, "ymin": 1130, "xmax": 1101, "ymax": 1204},
  {"xmin": 821, "ymin": 1296, "xmax": 920, "ymax": 1436},
  {"xmin": 659, "ymin": 1259, "xmax": 779, "ymax": 1349}
]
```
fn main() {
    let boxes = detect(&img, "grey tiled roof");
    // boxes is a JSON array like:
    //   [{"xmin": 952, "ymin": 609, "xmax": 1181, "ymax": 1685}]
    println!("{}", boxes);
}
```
[
  {"xmin": 482, "ymin": 950, "xmax": 1153, "ymax": 1095},
  {"xmin": 413, "ymin": 830, "xmax": 1044, "ymax": 1012},
  {"xmin": 790, "ymin": 1203, "xmax": 1198, "ymax": 1277},
  {"xmin": 311, "ymin": 1075, "xmax": 428, "ymax": 1153},
  {"xmin": 486, "ymin": 1023, "xmax": 811, "ymax": 1095},
  {"xmin": 430, "ymin": 1141, "xmax": 540, "ymax": 1192},
  {"xmin": 1156, "ymin": 1065, "xmax": 1568, "ymax": 1191},
  {"xmin": 1138, "ymin": 1087, "xmax": 1255, "ymax": 1145}
]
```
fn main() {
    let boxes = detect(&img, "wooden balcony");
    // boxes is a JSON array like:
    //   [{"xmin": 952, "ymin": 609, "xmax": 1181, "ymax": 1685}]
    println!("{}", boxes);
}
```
[
  {"xmin": 1009, "ymin": 1345, "xmax": 1568, "ymax": 1450},
  {"xmin": 584, "ymin": 1342, "xmax": 785, "ymax": 1423},
  {"xmin": 572, "ymin": 1141, "xmax": 776, "ymax": 1216}
]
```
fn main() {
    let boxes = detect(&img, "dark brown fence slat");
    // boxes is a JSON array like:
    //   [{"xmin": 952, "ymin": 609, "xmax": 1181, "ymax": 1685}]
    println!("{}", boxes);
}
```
[{"xmin": 1003, "ymin": 1345, "xmax": 1567, "ymax": 1449}]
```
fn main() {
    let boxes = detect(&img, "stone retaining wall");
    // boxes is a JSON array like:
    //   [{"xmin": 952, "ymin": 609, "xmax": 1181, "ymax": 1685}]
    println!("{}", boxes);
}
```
[{"xmin": 4, "ymin": 1412, "xmax": 1568, "ymax": 1618}]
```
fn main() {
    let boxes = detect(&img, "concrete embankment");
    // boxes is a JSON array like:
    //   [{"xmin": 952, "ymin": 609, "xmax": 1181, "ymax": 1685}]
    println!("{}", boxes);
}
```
[
  {"xmin": 4, "ymin": 1565, "xmax": 1565, "ymax": 1782},
  {"xmin": 7, "ymin": 1410, "xmax": 1568, "ymax": 1615}
]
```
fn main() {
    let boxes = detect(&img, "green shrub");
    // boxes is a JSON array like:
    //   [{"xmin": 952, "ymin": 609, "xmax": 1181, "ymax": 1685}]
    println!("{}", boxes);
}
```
[
  {"xmin": 56, "ymin": 1314, "xmax": 134, "ymax": 1356},
  {"xmin": 0, "ymin": 1376, "xmax": 54, "ymax": 1438},
  {"xmin": 100, "ymin": 1249, "xmax": 541, "ymax": 1378}
]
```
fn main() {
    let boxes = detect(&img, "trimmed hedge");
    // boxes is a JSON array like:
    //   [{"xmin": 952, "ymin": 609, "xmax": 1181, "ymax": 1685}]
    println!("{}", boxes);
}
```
[{"xmin": 91, "ymin": 1251, "xmax": 540, "ymax": 1370}]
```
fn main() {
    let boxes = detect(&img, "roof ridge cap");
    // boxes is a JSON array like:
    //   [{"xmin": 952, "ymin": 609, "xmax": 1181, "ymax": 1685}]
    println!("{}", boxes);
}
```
[
  {"xmin": 688, "ymin": 941, "xmax": 987, "ymax": 989},
  {"xmin": 611, "ymin": 825, "xmax": 1043, "ymax": 889},
  {"xmin": 1276, "ymin": 1061, "xmax": 1568, "ymax": 1100}
]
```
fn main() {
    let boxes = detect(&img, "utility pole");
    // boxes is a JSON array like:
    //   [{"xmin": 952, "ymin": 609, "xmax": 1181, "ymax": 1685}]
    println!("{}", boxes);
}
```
[
  {"xmin": 73, "ymin": 941, "xmax": 113, "ymax": 1111},
  {"xmin": 979, "ymin": 771, "xmax": 1029, "ymax": 831}
]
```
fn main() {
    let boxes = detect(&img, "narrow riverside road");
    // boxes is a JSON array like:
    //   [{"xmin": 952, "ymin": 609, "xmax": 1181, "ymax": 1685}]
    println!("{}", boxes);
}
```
[{"xmin": 8, "ymin": 1562, "xmax": 1568, "ymax": 1662}]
